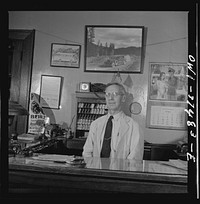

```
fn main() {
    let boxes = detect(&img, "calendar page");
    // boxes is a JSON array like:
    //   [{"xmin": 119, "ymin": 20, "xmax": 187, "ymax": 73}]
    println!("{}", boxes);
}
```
[
  {"xmin": 146, "ymin": 100, "xmax": 187, "ymax": 130},
  {"xmin": 150, "ymin": 105, "xmax": 185, "ymax": 128}
]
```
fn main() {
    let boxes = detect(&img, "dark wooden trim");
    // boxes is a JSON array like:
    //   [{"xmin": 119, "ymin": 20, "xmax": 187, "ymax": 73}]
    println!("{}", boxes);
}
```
[
  {"xmin": 9, "ymin": 161, "xmax": 187, "ymax": 193},
  {"xmin": 9, "ymin": 167, "xmax": 187, "ymax": 193},
  {"xmin": 9, "ymin": 29, "xmax": 35, "ymax": 134},
  {"xmin": 9, "ymin": 29, "xmax": 34, "ymax": 40}
]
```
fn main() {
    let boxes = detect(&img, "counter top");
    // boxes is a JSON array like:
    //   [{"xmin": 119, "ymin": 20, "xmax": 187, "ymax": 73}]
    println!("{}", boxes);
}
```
[
  {"xmin": 9, "ymin": 154, "xmax": 187, "ymax": 176},
  {"xmin": 9, "ymin": 154, "xmax": 187, "ymax": 193}
]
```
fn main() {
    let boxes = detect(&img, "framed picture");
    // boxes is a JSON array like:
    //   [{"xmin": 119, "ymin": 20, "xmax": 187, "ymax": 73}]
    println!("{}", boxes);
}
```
[
  {"xmin": 40, "ymin": 75, "xmax": 63, "ymax": 109},
  {"xmin": 84, "ymin": 25, "xmax": 145, "ymax": 73},
  {"xmin": 50, "ymin": 43, "xmax": 81, "ymax": 68},
  {"xmin": 149, "ymin": 62, "xmax": 188, "ymax": 102}
]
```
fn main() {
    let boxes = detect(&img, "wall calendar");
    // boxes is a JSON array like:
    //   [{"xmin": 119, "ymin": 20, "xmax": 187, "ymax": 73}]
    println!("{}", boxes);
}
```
[
  {"xmin": 147, "ymin": 101, "xmax": 187, "ymax": 130},
  {"xmin": 146, "ymin": 62, "xmax": 187, "ymax": 130},
  {"xmin": 150, "ymin": 105, "xmax": 185, "ymax": 128}
]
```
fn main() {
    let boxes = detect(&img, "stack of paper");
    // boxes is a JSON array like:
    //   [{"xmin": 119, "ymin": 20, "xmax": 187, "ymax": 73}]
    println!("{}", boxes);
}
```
[
  {"xmin": 32, "ymin": 154, "xmax": 75, "ymax": 163},
  {"xmin": 31, "ymin": 154, "xmax": 85, "ymax": 165},
  {"xmin": 17, "ymin": 133, "xmax": 39, "ymax": 142}
]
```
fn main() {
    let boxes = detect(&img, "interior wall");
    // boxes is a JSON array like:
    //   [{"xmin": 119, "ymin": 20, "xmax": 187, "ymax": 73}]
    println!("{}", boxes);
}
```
[{"xmin": 8, "ymin": 11, "xmax": 188, "ymax": 144}]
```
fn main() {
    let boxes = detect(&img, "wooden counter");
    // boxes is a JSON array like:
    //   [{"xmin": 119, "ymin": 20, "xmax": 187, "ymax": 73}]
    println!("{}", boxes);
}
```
[{"xmin": 9, "ymin": 154, "xmax": 187, "ymax": 194}]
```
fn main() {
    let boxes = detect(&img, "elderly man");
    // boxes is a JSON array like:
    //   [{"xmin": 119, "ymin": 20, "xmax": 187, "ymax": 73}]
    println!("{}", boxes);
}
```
[{"xmin": 82, "ymin": 82, "xmax": 144, "ymax": 160}]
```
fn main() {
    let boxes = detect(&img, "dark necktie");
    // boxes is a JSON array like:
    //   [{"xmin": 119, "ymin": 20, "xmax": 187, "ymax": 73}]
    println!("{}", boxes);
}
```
[{"xmin": 100, "ymin": 115, "xmax": 113, "ymax": 158}]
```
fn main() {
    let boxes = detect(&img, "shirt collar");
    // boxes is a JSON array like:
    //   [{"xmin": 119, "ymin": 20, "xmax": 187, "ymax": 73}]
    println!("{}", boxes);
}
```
[{"xmin": 108, "ymin": 111, "xmax": 123, "ymax": 121}]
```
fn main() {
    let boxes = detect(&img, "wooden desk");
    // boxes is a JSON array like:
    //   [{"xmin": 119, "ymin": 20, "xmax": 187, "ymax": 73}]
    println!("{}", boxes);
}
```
[{"xmin": 9, "ymin": 154, "xmax": 187, "ymax": 194}]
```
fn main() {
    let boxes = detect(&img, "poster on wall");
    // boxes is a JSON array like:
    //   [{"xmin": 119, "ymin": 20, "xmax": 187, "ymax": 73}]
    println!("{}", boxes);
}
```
[
  {"xmin": 149, "ymin": 62, "xmax": 188, "ymax": 101},
  {"xmin": 147, "ymin": 62, "xmax": 188, "ymax": 130},
  {"xmin": 28, "ymin": 93, "xmax": 46, "ymax": 134}
]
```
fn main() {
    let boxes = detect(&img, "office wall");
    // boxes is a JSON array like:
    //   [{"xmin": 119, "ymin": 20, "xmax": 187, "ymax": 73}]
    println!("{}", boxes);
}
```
[{"xmin": 9, "ymin": 11, "xmax": 188, "ymax": 144}]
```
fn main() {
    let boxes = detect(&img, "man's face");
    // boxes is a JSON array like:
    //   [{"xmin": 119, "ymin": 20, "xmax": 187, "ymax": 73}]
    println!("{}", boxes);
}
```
[{"xmin": 105, "ymin": 85, "xmax": 125, "ymax": 112}]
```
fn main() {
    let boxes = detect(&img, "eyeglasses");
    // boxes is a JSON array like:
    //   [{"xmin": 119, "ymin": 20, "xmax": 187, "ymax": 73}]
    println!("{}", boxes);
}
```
[{"xmin": 104, "ymin": 92, "xmax": 123, "ymax": 98}]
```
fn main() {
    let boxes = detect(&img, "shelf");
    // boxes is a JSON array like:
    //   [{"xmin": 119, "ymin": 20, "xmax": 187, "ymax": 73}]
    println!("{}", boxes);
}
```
[{"xmin": 75, "ymin": 92, "xmax": 107, "ymax": 139}]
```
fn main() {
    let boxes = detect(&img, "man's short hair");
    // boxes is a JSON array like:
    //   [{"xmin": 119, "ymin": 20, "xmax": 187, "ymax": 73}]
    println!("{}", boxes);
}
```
[{"xmin": 105, "ymin": 82, "xmax": 126, "ymax": 95}]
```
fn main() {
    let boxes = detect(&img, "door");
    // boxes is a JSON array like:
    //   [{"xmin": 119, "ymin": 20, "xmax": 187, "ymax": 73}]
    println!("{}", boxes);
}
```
[{"xmin": 9, "ymin": 29, "xmax": 35, "ymax": 135}]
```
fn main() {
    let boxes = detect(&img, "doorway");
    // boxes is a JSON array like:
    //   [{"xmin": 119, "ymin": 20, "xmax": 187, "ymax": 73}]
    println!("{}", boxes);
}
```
[{"xmin": 9, "ymin": 29, "xmax": 35, "ymax": 136}]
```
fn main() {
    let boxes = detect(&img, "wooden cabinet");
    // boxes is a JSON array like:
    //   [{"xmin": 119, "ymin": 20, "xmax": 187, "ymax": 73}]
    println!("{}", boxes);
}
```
[{"xmin": 74, "ymin": 92, "xmax": 107, "ymax": 139}]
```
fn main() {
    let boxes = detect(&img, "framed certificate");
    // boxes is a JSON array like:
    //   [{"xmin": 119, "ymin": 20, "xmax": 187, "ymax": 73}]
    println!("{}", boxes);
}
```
[{"xmin": 40, "ymin": 75, "xmax": 63, "ymax": 109}]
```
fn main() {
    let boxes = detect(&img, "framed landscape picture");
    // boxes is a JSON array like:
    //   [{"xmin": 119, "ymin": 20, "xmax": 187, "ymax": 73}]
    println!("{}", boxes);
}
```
[
  {"xmin": 50, "ymin": 43, "xmax": 81, "ymax": 68},
  {"xmin": 84, "ymin": 25, "xmax": 145, "ymax": 73}
]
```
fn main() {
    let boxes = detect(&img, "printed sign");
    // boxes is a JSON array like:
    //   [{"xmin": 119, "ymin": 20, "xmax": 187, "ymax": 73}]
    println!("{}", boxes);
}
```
[{"xmin": 28, "ymin": 93, "xmax": 46, "ymax": 134}]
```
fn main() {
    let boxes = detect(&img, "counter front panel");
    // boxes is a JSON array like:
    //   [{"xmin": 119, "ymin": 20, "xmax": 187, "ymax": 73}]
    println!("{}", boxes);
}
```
[{"xmin": 9, "ymin": 154, "xmax": 187, "ymax": 193}]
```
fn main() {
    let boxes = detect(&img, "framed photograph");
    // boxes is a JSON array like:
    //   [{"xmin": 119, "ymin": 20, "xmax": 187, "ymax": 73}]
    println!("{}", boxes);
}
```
[
  {"xmin": 149, "ymin": 62, "xmax": 188, "ymax": 102},
  {"xmin": 84, "ymin": 25, "xmax": 145, "ymax": 73},
  {"xmin": 50, "ymin": 43, "xmax": 81, "ymax": 68},
  {"xmin": 40, "ymin": 75, "xmax": 63, "ymax": 109}
]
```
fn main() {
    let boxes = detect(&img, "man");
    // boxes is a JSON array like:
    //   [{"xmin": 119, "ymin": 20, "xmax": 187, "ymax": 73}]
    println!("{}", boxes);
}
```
[
  {"xmin": 167, "ymin": 67, "xmax": 178, "ymax": 100},
  {"xmin": 155, "ymin": 72, "xmax": 168, "ymax": 99},
  {"xmin": 82, "ymin": 82, "xmax": 144, "ymax": 160}
]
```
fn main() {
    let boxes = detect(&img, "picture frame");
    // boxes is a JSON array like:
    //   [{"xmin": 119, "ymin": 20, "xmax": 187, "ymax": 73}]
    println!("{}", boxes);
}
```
[
  {"xmin": 149, "ymin": 62, "xmax": 188, "ymax": 102},
  {"xmin": 84, "ymin": 25, "xmax": 145, "ymax": 73},
  {"xmin": 50, "ymin": 43, "xmax": 81, "ymax": 68},
  {"xmin": 40, "ymin": 75, "xmax": 63, "ymax": 109}
]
